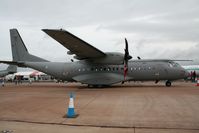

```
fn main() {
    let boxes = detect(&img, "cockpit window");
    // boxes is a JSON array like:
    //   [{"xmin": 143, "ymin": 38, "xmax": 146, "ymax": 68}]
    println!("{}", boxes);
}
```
[{"xmin": 168, "ymin": 62, "xmax": 180, "ymax": 67}]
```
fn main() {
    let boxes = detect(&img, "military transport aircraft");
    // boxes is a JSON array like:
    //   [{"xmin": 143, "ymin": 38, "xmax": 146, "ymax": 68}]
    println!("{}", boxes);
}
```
[
  {"xmin": 0, "ymin": 29, "xmax": 189, "ymax": 87},
  {"xmin": 0, "ymin": 65, "xmax": 17, "ymax": 77}
]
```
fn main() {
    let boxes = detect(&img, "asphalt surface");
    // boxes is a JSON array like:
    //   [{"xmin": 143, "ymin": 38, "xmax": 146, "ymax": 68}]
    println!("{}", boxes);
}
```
[{"xmin": 0, "ymin": 81, "xmax": 199, "ymax": 133}]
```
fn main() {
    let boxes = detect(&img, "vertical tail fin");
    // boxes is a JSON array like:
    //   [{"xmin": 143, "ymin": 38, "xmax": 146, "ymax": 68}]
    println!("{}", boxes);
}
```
[
  {"xmin": 10, "ymin": 29, "xmax": 48, "ymax": 62},
  {"xmin": 7, "ymin": 65, "xmax": 17, "ymax": 74}
]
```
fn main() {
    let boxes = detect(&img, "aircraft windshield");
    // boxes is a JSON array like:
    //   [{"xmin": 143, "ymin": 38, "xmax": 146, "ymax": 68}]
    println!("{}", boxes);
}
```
[{"xmin": 168, "ymin": 62, "xmax": 180, "ymax": 67}]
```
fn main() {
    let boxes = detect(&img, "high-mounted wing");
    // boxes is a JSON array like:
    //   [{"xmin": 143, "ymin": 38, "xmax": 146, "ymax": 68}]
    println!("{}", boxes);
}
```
[
  {"xmin": 133, "ymin": 59, "xmax": 192, "ymax": 62},
  {"xmin": 42, "ymin": 29, "xmax": 106, "ymax": 59}
]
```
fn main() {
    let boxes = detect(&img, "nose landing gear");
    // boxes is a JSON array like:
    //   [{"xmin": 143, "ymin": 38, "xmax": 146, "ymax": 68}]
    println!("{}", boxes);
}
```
[{"xmin": 165, "ymin": 80, "xmax": 171, "ymax": 87}]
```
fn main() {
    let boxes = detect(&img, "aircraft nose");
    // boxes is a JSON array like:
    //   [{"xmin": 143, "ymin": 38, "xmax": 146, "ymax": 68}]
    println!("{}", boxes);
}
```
[
  {"xmin": 184, "ymin": 70, "xmax": 189, "ymax": 78},
  {"xmin": 180, "ymin": 68, "xmax": 189, "ymax": 79}
]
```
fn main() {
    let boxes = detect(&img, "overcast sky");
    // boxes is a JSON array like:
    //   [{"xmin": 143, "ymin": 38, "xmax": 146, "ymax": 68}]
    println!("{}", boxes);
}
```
[{"xmin": 0, "ymin": 0, "xmax": 199, "ymax": 70}]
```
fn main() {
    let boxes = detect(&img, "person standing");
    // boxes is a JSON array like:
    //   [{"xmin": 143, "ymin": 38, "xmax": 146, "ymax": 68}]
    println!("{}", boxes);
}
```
[
  {"xmin": 2, "ymin": 78, "xmax": 5, "ymax": 87},
  {"xmin": 190, "ymin": 71, "xmax": 193, "ymax": 81},
  {"xmin": 0, "ymin": 78, "xmax": 5, "ymax": 87},
  {"xmin": 193, "ymin": 71, "xmax": 196, "ymax": 82}
]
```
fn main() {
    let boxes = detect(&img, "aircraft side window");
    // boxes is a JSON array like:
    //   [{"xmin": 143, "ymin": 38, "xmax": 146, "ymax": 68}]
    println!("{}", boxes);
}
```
[
  {"xmin": 116, "ymin": 67, "xmax": 119, "ymax": 71},
  {"xmin": 168, "ymin": 62, "xmax": 173, "ymax": 67},
  {"xmin": 103, "ymin": 68, "xmax": 106, "ymax": 71},
  {"xmin": 82, "ymin": 68, "xmax": 85, "ymax": 71},
  {"xmin": 138, "ymin": 67, "xmax": 141, "ymax": 70},
  {"xmin": 131, "ymin": 67, "xmax": 133, "ymax": 71},
  {"xmin": 173, "ymin": 62, "xmax": 179, "ymax": 67},
  {"xmin": 100, "ymin": 67, "xmax": 103, "ymax": 71},
  {"xmin": 107, "ymin": 67, "xmax": 110, "ymax": 71},
  {"xmin": 134, "ymin": 67, "xmax": 136, "ymax": 70},
  {"xmin": 78, "ymin": 69, "xmax": 81, "ymax": 72},
  {"xmin": 91, "ymin": 68, "xmax": 94, "ymax": 71},
  {"xmin": 168, "ymin": 62, "xmax": 179, "ymax": 67},
  {"xmin": 95, "ymin": 68, "xmax": 98, "ymax": 71},
  {"xmin": 113, "ymin": 67, "xmax": 115, "ymax": 71}
]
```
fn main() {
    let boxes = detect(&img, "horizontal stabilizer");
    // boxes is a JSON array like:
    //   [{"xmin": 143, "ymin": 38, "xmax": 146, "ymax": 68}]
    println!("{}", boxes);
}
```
[{"xmin": 0, "ymin": 60, "xmax": 25, "ymax": 67}]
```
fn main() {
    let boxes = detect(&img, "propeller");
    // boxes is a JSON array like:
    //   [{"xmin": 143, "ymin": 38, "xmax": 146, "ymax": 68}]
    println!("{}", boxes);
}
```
[{"xmin": 123, "ymin": 38, "xmax": 132, "ymax": 81}]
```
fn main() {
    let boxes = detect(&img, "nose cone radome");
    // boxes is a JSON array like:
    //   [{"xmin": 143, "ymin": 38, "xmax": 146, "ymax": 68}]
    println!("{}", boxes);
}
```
[
  {"xmin": 180, "ymin": 68, "xmax": 189, "ymax": 79},
  {"xmin": 184, "ymin": 70, "xmax": 189, "ymax": 78}
]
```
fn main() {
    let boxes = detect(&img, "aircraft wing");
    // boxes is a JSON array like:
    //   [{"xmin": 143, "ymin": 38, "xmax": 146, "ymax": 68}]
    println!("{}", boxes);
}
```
[
  {"xmin": 42, "ymin": 29, "xmax": 106, "ymax": 59},
  {"xmin": 133, "ymin": 59, "xmax": 192, "ymax": 62}
]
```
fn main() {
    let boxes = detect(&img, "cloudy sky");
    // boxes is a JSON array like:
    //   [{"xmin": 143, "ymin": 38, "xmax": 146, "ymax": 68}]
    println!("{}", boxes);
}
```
[{"xmin": 0, "ymin": 0, "xmax": 199, "ymax": 70}]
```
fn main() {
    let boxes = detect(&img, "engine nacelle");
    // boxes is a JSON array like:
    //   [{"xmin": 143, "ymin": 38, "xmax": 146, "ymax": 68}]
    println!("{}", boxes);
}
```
[{"xmin": 67, "ymin": 51, "xmax": 74, "ymax": 55}]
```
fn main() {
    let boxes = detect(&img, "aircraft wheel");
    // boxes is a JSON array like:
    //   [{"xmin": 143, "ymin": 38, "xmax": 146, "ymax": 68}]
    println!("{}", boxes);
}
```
[{"xmin": 165, "ymin": 80, "xmax": 171, "ymax": 87}]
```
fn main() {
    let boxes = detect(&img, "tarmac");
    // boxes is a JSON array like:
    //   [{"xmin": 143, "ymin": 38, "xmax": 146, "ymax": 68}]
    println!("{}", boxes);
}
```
[{"xmin": 0, "ymin": 81, "xmax": 199, "ymax": 133}]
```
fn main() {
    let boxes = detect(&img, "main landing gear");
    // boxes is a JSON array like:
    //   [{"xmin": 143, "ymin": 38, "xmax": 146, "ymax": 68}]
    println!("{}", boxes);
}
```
[
  {"xmin": 87, "ymin": 84, "xmax": 110, "ymax": 88},
  {"xmin": 165, "ymin": 80, "xmax": 172, "ymax": 87}
]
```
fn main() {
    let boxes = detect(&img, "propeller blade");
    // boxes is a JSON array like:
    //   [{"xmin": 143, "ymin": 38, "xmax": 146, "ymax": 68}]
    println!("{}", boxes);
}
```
[
  {"xmin": 123, "ymin": 38, "xmax": 132, "ymax": 81},
  {"xmin": 125, "ymin": 38, "xmax": 128, "ymax": 53}
]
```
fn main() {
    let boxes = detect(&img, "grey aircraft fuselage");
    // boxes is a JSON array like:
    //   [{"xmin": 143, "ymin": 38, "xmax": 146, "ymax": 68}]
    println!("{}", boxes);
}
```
[{"xmin": 24, "ymin": 60, "xmax": 187, "ymax": 85}]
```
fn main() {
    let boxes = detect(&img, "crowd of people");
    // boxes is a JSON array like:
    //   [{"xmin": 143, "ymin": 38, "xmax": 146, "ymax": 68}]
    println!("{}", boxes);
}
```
[
  {"xmin": 190, "ymin": 71, "xmax": 197, "ymax": 82},
  {"xmin": 0, "ymin": 78, "xmax": 5, "ymax": 87}
]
